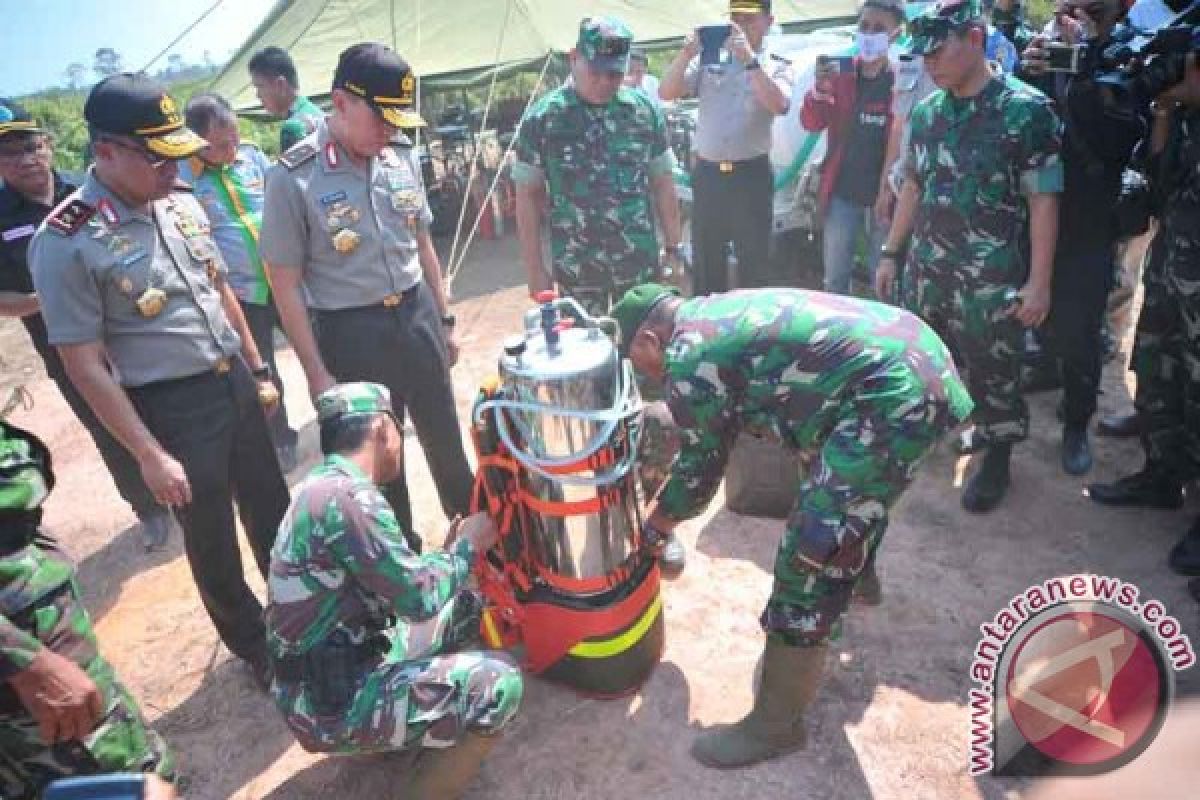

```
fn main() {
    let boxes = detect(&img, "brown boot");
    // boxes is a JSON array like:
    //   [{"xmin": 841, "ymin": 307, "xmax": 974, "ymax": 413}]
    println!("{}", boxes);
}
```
[
  {"xmin": 690, "ymin": 639, "xmax": 827, "ymax": 769},
  {"xmin": 407, "ymin": 732, "xmax": 499, "ymax": 800}
]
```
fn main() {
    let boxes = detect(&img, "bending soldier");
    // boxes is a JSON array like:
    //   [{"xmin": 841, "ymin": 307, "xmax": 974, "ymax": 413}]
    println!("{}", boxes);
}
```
[{"xmin": 612, "ymin": 284, "xmax": 972, "ymax": 769}]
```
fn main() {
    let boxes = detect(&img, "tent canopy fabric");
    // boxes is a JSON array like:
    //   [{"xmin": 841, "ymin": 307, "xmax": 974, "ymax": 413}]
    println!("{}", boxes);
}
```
[{"xmin": 209, "ymin": 0, "xmax": 857, "ymax": 111}]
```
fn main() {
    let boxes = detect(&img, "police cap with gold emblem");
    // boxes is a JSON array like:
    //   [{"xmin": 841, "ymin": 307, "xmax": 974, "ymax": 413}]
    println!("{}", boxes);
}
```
[
  {"xmin": 84, "ymin": 73, "xmax": 208, "ymax": 160},
  {"xmin": 730, "ymin": 0, "xmax": 772, "ymax": 13},
  {"xmin": 0, "ymin": 98, "xmax": 45, "ymax": 140},
  {"xmin": 333, "ymin": 42, "xmax": 426, "ymax": 129}
]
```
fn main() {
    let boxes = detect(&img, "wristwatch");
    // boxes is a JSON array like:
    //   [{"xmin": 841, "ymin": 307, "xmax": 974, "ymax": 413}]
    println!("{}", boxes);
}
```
[
  {"xmin": 441, "ymin": 313, "xmax": 457, "ymax": 328},
  {"xmin": 251, "ymin": 364, "xmax": 273, "ymax": 381},
  {"xmin": 744, "ymin": 57, "xmax": 762, "ymax": 71}
]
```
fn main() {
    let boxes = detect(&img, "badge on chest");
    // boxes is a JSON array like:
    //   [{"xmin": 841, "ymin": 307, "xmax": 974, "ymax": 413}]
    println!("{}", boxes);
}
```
[{"xmin": 320, "ymin": 190, "xmax": 363, "ymax": 255}]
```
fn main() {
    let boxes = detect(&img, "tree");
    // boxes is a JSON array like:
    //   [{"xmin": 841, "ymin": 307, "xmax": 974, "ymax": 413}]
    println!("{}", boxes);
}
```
[
  {"xmin": 64, "ymin": 62, "xmax": 87, "ymax": 90},
  {"xmin": 93, "ymin": 48, "xmax": 123, "ymax": 80}
]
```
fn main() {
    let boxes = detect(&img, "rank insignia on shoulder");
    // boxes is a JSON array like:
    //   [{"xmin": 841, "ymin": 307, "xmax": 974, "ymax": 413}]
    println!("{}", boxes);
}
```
[
  {"xmin": 279, "ymin": 142, "xmax": 318, "ymax": 169},
  {"xmin": 46, "ymin": 198, "xmax": 95, "ymax": 236}
]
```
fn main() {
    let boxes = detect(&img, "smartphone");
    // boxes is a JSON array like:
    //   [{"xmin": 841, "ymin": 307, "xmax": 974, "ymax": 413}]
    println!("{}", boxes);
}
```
[
  {"xmin": 1044, "ymin": 41, "xmax": 1086, "ymax": 73},
  {"xmin": 698, "ymin": 24, "xmax": 733, "ymax": 66},
  {"xmin": 816, "ymin": 54, "xmax": 854, "ymax": 74}
]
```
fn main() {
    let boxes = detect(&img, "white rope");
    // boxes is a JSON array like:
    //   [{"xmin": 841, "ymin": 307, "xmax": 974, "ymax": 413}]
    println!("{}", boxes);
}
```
[
  {"xmin": 445, "ymin": 51, "xmax": 555, "ymax": 293},
  {"xmin": 446, "ymin": 0, "xmax": 516, "ymax": 273},
  {"xmin": 138, "ymin": 0, "xmax": 224, "ymax": 74}
]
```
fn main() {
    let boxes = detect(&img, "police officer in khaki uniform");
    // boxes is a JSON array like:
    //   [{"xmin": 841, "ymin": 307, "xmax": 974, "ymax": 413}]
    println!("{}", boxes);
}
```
[
  {"xmin": 262, "ymin": 43, "xmax": 474, "ymax": 548},
  {"xmin": 29, "ymin": 74, "xmax": 290, "ymax": 687},
  {"xmin": 659, "ymin": 0, "xmax": 794, "ymax": 294}
]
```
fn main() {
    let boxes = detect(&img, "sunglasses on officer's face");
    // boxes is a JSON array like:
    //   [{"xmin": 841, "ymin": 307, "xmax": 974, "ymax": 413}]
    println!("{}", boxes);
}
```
[
  {"xmin": 0, "ymin": 137, "xmax": 50, "ymax": 163},
  {"xmin": 595, "ymin": 37, "xmax": 631, "ymax": 57},
  {"xmin": 99, "ymin": 136, "xmax": 176, "ymax": 170}
]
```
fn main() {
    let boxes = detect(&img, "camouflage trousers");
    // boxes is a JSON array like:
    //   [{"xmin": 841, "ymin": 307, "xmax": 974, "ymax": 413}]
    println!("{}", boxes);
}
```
[
  {"xmin": 762, "ymin": 373, "xmax": 953, "ymax": 647},
  {"xmin": 0, "ymin": 543, "xmax": 173, "ymax": 799},
  {"xmin": 1132, "ymin": 232, "xmax": 1200, "ymax": 482},
  {"xmin": 907, "ymin": 275, "xmax": 1028, "ymax": 447},
  {"xmin": 556, "ymin": 259, "xmax": 659, "ymax": 318},
  {"xmin": 274, "ymin": 589, "xmax": 523, "ymax": 755}
]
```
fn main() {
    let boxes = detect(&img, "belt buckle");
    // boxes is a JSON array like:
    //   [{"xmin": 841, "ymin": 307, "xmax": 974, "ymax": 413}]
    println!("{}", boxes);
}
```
[
  {"xmin": 382, "ymin": 294, "xmax": 401, "ymax": 308},
  {"xmin": 719, "ymin": 161, "xmax": 734, "ymax": 174},
  {"xmin": 214, "ymin": 358, "xmax": 231, "ymax": 375}
]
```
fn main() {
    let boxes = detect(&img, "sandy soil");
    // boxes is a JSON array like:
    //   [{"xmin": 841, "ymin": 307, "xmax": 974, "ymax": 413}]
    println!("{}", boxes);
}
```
[{"xmin": 4, "ymin": 234, "xmax": 1197, "ymax": 799}]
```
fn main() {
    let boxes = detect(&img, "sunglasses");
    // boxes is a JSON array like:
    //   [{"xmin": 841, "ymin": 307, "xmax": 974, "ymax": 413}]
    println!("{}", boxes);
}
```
[
  {"xmin": 0, "ymin": 138, "xmax": 50, "ymax": 163},
  {"xmin": 594, "ymin": 37, "xmax": 631, "ymax": 58},
  {"xmin": 100, "ymin": 136, "xmax": 176, "ymax": 170},
  {"xmin": 909, "ymin": 15, "xmax": 972, "ymax": 41}
]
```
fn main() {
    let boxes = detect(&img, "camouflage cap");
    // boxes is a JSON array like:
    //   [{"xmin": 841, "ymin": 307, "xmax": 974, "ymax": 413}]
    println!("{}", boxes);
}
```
[
  {"xmin": 315, "ymin": 382, "xmax": 393, "ymax": 424},
  {"xmin": 611, "ymin": 283, "xmax": 681, "ymax": 355},
  {"xmin": 908, "ymin": 0, "xmax": 984, "ymax": 55},
  {"xmin": 577, "ymin": 16, "xmax": 634, "ymax": 73}
]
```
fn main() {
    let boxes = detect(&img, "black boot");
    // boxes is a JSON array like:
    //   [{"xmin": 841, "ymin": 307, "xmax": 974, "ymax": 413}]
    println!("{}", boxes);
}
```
[
  {"xmin": 1061, "ymin": 425, "xmax": 1093, "ymax": 476},
  {"xmin": 1096, "ymin": 409, "xmax": 1140, "ymax": 438},
  {"xmin": 962, "ymin": 444, "xmax": 1011, "ymax": 513},
  {"xmin": 1088, "ymin": 465, "xmax": 1184, "ymax": 509},
  {"xmin": 1168, "ymin": 517, "xmax": 1200, "ymax": 577}
]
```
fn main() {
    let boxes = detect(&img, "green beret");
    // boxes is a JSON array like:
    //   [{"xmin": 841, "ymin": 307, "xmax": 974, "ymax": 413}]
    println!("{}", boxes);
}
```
[
  {"xmin": 315, "ymin": 382, "xmax": 393, "ymax": 424},
  {"xmin": 610, "ymin": 283, "xmax": 681, "ymax": 355}
]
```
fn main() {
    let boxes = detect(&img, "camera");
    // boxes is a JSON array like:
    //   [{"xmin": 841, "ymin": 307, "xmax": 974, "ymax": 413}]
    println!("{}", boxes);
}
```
[
  {"xmin": 1092, "ymin": 0, "xmax": 1200, "ymax": 105},
  {"xmin": 1045, "ymin": 41, "xmax": 1088, "ymax": 73}
]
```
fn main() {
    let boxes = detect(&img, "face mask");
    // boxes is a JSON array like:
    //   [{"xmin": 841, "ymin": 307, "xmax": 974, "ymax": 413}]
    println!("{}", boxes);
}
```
[{"xmin": 857, "ymin": 31, "xmax": 891, "ymax": 62}]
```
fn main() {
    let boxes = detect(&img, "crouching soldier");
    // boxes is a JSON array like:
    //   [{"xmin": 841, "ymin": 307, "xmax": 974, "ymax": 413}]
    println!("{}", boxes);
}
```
[
  {"xmin": 0, "ymin": 418, "xmax": 174, "ymax": 797},
  {"xmin": 611, "ymin": 284, "xmax": 973, "ymax": 768},
  {"xmin": 265, "ymin": 382, "xmax": 523, "ymax": 799}
]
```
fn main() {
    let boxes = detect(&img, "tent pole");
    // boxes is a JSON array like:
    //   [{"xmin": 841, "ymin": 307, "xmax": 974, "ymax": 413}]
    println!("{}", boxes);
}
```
[
  {"xmin": 445, "ymin": 51, "xmax": 555, "ymax": 293},
  {"xmin": 447, "ymin": 0, "xmax": 515, "ymax": 273}
]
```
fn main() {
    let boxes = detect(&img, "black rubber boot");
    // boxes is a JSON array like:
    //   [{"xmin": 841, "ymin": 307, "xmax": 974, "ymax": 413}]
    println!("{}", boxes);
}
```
[
  {"xmin": 961, "ymin": 444, "xmax": 1012, "ymax": 513},
  {"xmin": 1061, "ymin": 425, "xmax": 1093, "ymax": 476},
  {"xmin": 1088, "ymin": 465, "xmax": 1184, "ymax": 509},
  {"xmin": 1096, "ymin": 409, "xmax": 1140, "ymax": 438},
  {"xmin": 1168, "ymin": 517, "xmax": 1200, "ymax": 577}
]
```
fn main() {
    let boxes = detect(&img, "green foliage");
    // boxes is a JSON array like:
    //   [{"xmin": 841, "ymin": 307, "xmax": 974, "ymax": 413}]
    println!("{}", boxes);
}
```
[{"xmin": 20, "ymin": 75, "xmax": 287, "ymax": 171}]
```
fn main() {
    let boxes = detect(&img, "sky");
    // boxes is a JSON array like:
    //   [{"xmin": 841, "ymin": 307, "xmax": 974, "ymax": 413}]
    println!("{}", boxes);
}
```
[{"xmin": 1, "ymin": 0, "xmax": 276, "ymax": 97}]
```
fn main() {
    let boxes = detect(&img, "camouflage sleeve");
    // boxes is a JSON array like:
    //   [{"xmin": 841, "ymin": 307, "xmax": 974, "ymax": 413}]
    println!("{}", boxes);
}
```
[
  {"xmin": 329, "ymin": 487, "xmax": 475, "ymax": 621},
  {"xmin": 654, "ymin": 373, "xmax": 739, "ymax": 521},
  {"xmin": 511, "ymin": 105, "xmax": 546, "ymax": 185},
  {"xmin": 0, "ymin": 615, "xmax": 43, "ymax": 678},
  {"xmin": 1016, "ymin": 97, "xmax": 1064, "ymax": 195}
]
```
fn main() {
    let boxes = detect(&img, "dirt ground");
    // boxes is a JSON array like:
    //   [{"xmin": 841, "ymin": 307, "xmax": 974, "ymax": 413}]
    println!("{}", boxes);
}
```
[{"xmin": 4, "ymin": 234, "xmax": 1198, "ymax": 799}]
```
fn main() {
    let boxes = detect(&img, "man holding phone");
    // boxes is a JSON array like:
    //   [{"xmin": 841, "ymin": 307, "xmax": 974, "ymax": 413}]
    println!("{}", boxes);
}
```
[
  {"xmin": 660, "ymin": 0, "xmax": 794, "ymax": 294},
  {"xmin": 1019, "ymin": 0, "xmax": 1144, "ymax": 475},
  {"xmin": 801, "ymin": 0, "xmax": 906, "ymax": 295}
]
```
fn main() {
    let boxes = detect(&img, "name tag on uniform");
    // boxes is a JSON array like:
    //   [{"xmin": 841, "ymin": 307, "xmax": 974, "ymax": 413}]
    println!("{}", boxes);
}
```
[
  {"xmin": 320, "ymin": 190, "xmax": 348, "ymax": 207},
  {"xmin": 2, "ymin": 224, "xmax": 36, "ymax": 242}
]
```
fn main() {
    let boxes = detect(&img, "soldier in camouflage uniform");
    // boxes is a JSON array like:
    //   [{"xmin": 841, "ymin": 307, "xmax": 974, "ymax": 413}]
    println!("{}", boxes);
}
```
[
  {"xmin": 612, "ymin": 283, "xmax": 973, "ymax": 769},
  {"xmin": 266, "ymin": 383, "xmax": 522, "ymax": 799},
  {"xmin": 513, "ymin": 16, "xmax": 684, "ymax": 316},
  {"xmin": 1090, "ymin": 61, "xmax": 1200, "ymax": 578},
  {"xmin": 0, "ymin": 419, "xmax": 174, "ymax": 798},
  {"xmin": 876, "ymin": 0, "xmax": 1062, "ymax": 513}
]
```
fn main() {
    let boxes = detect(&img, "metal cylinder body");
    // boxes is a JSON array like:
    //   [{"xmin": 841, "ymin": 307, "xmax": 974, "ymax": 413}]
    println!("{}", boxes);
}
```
[{"xmin": 497, "ymin": 325, "xmax": 640, "ymax": 581}]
